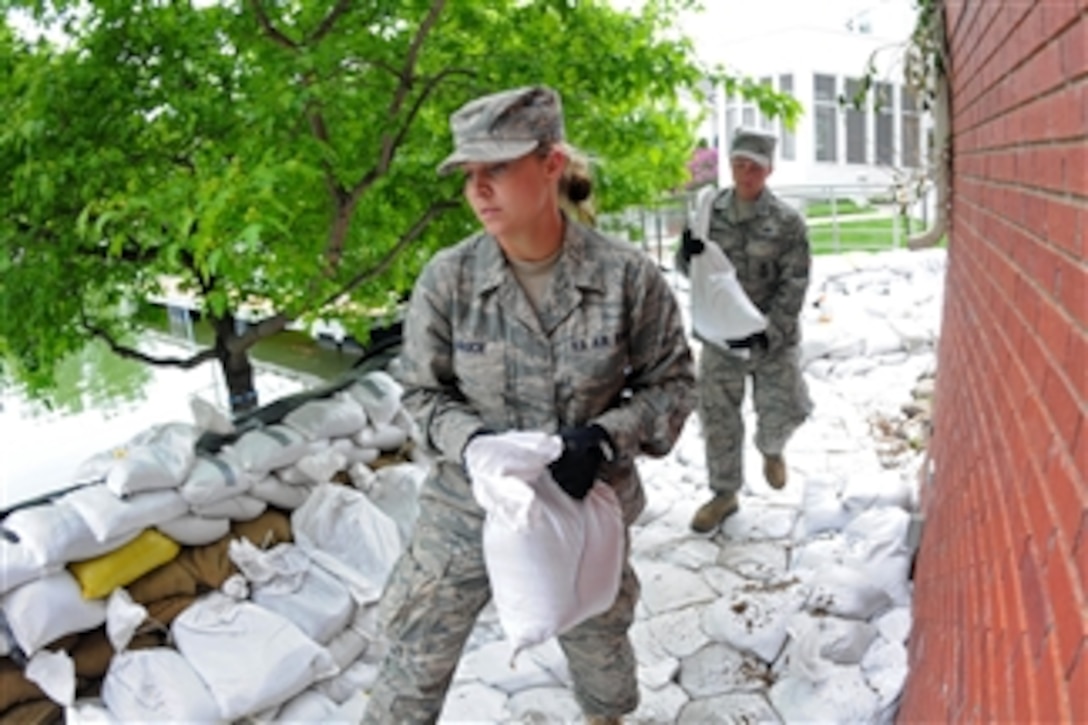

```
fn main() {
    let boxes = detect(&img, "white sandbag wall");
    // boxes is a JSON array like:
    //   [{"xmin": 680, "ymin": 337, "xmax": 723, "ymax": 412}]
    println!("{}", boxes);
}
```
[{"xmin": 0, "ymin": 370, "xmax": 421, "ymax": 723}]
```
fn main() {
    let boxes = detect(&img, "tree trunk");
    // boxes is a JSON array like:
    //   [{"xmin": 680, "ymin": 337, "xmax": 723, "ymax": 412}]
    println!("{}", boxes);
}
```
[{"xmin": 212, "ymin": 313, "xmax": 258, "ymax": 416}]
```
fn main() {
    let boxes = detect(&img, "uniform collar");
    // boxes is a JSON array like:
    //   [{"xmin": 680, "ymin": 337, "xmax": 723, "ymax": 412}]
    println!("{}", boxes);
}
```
[{"xmin": 471, "ymin": 213, "xmax": 604, "ymax": 298}]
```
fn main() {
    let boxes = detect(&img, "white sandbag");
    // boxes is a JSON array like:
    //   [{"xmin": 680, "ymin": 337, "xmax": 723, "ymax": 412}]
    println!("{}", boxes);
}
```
[
  {"xmin": 769, "ymin": 665, "xmax": 883, "ymax": 724},
  {"xmin": 701, "ymin": 576, "xmax": 807, "ymax": 663},
  {"xmin": 353, "ymin": 422, "xmax": 409, "ymax": 452},
  {"xmin": 282, "ymin": 393, "xmax": 368, "ymax": 441},
  {"xmin": 1, "ymin": 571, "xmax": 107, "ymax": 655},
  {"xmin": 106, "ymin": 423, "xmax": 199, "ymax": 496},
  {"xmin": 2, "ymin": 501, "xmax": 141, "ymax": 567},
  {"xmin": 0, "ymin": 530, "xmax": 53, "ymax": 594},
  {"xmin": 65, "ymin": 698, "xmax": 120, "ymax": 724},
  {"xmin": 102, "ymin": 648, "xmax": 224, "ymax": 724},
  {"xmin": 690, "ymin": 242, "xmax": 767, "ymax": 349},
  {"xmin": 231, "ymin": 424, "xmax": 309, "ymax": 474},
  {"xmin": 346, "ymin": 371, "xmax": 404, "ymax": 426},
  {"xmin": 171, "ymin": 592, "xmax": 337, "ymax": 720},
  {"xmin": 276, "ymin": 689, "xmax": 340, "ymax": 722},
  {"xmin": 798, "ymin": 477, "xmax": 853, "ymax": 539},
  {"xmin": 841, "ymin": 470, "xmax": 914, "ymax": 512},
  {"xmin": 861, "ymin": 634, "xmax": 909, "ymax": 710},
  {"xmin": 467, "ymin": 431, "xmax": 624, "ymax": 662},
  {"xmin": 191, "ymin": 494, "xmax": 267, "ymax": 521},
  {"xmin": 155, "ymin": 514, "xmax": 232, "ymax": 546},
  {"xmin": 313, "ymin": 656, "xmax": 382, "ymax": 706},
  {"xmin": 843, "ymin": 507, "xmax": 913, "ymax": 557},
  {"xmin": 804, "ymin": 564, "xmax": 894, "ymax": 620},
  {"xmin": 25, "ymin": 648, "xmax": 76, "ymax": 706},
  {"xmin": 59, "ymin": 485, "xmax": 188, "ymax": 544},
  {"xmin": 359, "ymin": 463, "xmax": 424, "ymax": 547},
  {"xmin": 275, "ymin": 463, "xmax": 311, "ymax": 485},
  {"xmin": 190, "ymin": 395, "xmax": 235, "ymax": 435},
  {"xmin": 324, "ymin": 620, "xmax": 368, "ymax": 671},
  {"xmin": 783, "ymin": 612, "xmax": 879, "ymax": 684},
  {"xmin": 295, "ymin": 448, "xmax": 348, "ymax": 485},
  {"xmin": 229, "ymin": 540, "xmax": 355, "ymax": 644},
  {"xmin": 249, "ymin": 475, "xmax": 313, "ymax": 510},
  {"xmin": 178, "ymin": 451, "xmax": 253, "ymax": 507},
  {"xmin": 290, "ymin": 483, "xmax": 401, "ymax": 605},
  {"xmin": 329, "ymin": 437, "xmax": 380, "ymax": 465},
  {"xmin": 105, "ymin": 589, "xmax": 148, "ymax": 652}
]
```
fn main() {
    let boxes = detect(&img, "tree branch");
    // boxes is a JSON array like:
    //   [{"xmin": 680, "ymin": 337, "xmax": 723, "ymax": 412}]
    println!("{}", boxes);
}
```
[
  {"xmin": 321, "ymin": 196, "xmax": 460, "ymax": 307},
  {"xmin": 248, "ymin": 0, "xmax": 299, "ymax": 50},
  {"xmin": 82, "ymin": 314, "xmax": 219, "ymax": 369},
  {"xmin": 224, "ymin": 312, "xmax": 292, "ymax": 355},
  {"xmin": 305, "ymin": 0, "xmax": 352, "ymax": 45}
]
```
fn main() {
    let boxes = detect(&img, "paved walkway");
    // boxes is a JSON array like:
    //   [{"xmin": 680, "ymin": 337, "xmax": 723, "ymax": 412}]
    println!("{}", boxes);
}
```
[{"xmin": 428, "ymin": 350, "xmax": 931, "ymax": 723}]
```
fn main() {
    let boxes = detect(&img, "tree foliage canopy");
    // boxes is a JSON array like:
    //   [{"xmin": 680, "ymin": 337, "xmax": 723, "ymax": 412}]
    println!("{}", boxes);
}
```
[{"xmin": 1, "ymin": 0, "xmax": 798, "ymax": 408}]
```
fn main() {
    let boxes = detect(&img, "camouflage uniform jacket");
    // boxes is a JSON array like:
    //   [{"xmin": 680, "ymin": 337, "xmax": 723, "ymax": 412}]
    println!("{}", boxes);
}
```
[
  {"xmin": 685, "ymin": 187, "xmax": 811, "ymax": 349},
  {"xmin": 396, "ymin": 216, "xmax": 696, "ymax": 524}
]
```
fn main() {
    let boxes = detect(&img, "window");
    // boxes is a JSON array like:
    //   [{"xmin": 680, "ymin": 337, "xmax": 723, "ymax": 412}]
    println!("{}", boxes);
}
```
[
  {"xmin": 779, "ymin": 74, "xmax": 796, "ymax": 161},
  {"xmin": 875, "ymin": 82, "xmax": 894, "ymax": 165},
  {"xmin": 845, "ymin": 78, "xmax": 867, "ymax": 164},
  {"xmin": 902, "ymin": 87, "xmax": 921, "ymax": 167},
  {"xmin": 759, "ymin": 76, "xmax": 774, "ymax": 130},
  {"xmin": 814, "ymin": 74, "xmax": 837, "ymax": 162}
]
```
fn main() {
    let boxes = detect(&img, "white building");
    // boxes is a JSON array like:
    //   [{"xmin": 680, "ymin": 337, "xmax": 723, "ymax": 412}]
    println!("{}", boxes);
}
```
[{"xmin": 686, "ymin": 1, "xmax": 929, "ymax": 198}]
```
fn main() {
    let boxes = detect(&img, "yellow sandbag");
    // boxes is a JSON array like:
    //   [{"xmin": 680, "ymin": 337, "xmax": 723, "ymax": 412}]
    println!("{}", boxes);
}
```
[{"xmin": 69, "ymin": 529, "xmax": 181, "ymax": 600}]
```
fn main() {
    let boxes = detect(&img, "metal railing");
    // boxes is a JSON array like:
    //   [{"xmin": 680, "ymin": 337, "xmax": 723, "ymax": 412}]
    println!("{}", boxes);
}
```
[{"xmin": 600, "ymin": 181, "xmax": 939, "ymax": 264}]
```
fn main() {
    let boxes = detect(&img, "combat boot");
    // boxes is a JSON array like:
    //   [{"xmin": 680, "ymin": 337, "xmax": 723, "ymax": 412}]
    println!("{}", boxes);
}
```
[
  {"xmin": 763, "ymin": 454, "xmax": 787, "ymax": 489},
  {"xmin": 690, "ymin": 492, "xmax": 739, "ymax": 533}
]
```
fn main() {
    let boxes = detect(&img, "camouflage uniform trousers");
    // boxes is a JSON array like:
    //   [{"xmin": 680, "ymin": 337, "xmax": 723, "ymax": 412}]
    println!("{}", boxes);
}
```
[
  {"xmin": 362, "ymin": 497, "xmax": 642, "ymax": 725},
  {"xmin": 698, "ymin": 342, "xmax": 813, "ymax": 495}
]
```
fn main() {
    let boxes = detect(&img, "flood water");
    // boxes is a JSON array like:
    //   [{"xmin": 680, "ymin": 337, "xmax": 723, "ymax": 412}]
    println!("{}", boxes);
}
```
[{"xmin": 1, "ymin": 308, "xmax": 370, "ymax": 510}]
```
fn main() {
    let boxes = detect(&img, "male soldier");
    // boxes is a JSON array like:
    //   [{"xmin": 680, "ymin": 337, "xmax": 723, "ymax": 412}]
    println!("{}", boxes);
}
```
[{"xmin": 676, "ymin": 127, "xmax": 813, "ymax": 533}]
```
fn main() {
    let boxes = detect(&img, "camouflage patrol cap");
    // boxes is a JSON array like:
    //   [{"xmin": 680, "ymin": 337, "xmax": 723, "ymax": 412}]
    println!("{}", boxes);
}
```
[
  {"xmin": 730, "ymin": 127, "xmax": 777, "ymax": 168},
  {"xmin": 437, "ymin": 85, "xmax": 565, "ymax": 175}
]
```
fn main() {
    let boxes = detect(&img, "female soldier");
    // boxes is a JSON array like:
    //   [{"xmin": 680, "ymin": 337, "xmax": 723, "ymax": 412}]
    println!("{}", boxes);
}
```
[{"xmin": 363, "ymin": 85, "xmax": 696, "ymax": 725}]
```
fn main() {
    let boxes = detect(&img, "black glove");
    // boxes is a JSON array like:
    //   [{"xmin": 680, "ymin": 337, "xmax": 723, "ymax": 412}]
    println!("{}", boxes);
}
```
[
  {"xmin": 679, "ymin": 227, "xmax": 705, "ymax": 263},
  {"xmin": 549, "ymin": 424, "xmax": 614, "ymax": 500},
  {"xmin": 726, "ymin": 332, "xmax": 769, "ymax": 351}
]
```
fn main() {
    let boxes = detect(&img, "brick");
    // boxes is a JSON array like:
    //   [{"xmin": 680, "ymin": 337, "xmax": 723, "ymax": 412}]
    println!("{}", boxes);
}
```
[
  {"xmin": 1073, "ymin": 640, "xmax": 1087, "ymax": 724},
  {"xmin": 1068, "ymin": 143, "xmax": 1088, "ymax": 198},
  {"xmin": 1034, "ymin": 297, "xmax": 1072, "ymax": 372},
  {"xmin": 1037, "ymin": 636, "xmax": 1071, "ymax": 723},
  {"xmin": 1020, "ymin": 541, "xmax": 1050, "ymax": 660},
  {"xmin": 1045, "ymin": 448, "xmax": 1088, "ymax": 553},
  {"xmin": 1076, "ymin": 513, "xmax": 1088, "ymax": 606},
  {"xmin": 1066, "ymin": 332, "xmax": 1088, "ymax": 401},
  {"xmin": 1010, "ymin": 635, "xmax": 1036, "ymax": 721},
  {"xmin": 1044, "ymin": 197, "xmax": 1079, "ymax": 258},
  {"xmin": 1045, "ymin": 545, "xmax": 1087, "ymax": 676},
  {"xmin": 1041, "ymin": 367, "xmax": 1083, "ymax": 453},
  {"xmin": 1059, "ymin": 19, "xmax": 1087, "ymax": 78},
  {"xmin": 1051, "ymin": 84, "xmax": 1088, "ymax": 141},
  {"xmin": 1053, "ymin": 252, "xmax": 1086, "ymax": 324}
]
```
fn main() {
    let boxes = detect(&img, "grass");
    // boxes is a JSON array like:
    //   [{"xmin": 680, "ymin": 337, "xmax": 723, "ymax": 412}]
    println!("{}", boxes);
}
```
[
  {"xmin": 808, "ymin": 218, "xmax": 928, "ymax": 255},
  {"xmin": 804, "ymin": 199, "xmax": 873, "ymax": 218}
]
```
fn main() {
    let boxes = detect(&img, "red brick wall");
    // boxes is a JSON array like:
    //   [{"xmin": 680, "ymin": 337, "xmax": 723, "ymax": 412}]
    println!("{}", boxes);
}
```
[{"xmin": 899, "ymin": 1, "xmax": 1086, "ymax": 722}]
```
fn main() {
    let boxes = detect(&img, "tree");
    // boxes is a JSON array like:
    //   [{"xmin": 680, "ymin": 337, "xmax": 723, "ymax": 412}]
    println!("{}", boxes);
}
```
[{"xmin": 1, "ymin": 0, "xmax": 797, "ymax": 414}]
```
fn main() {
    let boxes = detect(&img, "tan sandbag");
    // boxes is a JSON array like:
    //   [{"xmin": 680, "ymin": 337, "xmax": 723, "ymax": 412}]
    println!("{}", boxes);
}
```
[
  {"xmin": 0, "ymin": 697, "xmax": 61, "ymax": 724},
  {"xmin": 126, "ymin": 557, "xmax": 199, "ymax": 605}
]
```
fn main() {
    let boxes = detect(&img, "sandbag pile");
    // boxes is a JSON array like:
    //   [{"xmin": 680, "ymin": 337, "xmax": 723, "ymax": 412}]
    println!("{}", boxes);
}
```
[
  {"xmin": 800, "ymin": 248, "xmax": 945, "ymax": 377},
  {"xmin": 0, "ymin": 370, "xmax": 423, "ymax": 724}
]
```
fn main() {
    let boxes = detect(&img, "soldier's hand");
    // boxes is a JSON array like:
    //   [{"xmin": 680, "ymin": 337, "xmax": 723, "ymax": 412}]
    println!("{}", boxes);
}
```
[
  {"xmin": 726, "ymin": 332, "xmax": 769, "ymax": 351},
  {"xmin": 549, "ymin": 424, "xmax": 614, "ymax": 500},
  {"xmin": 679, "ymin": 227, "xmax": 705, "ymax": 263}
]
